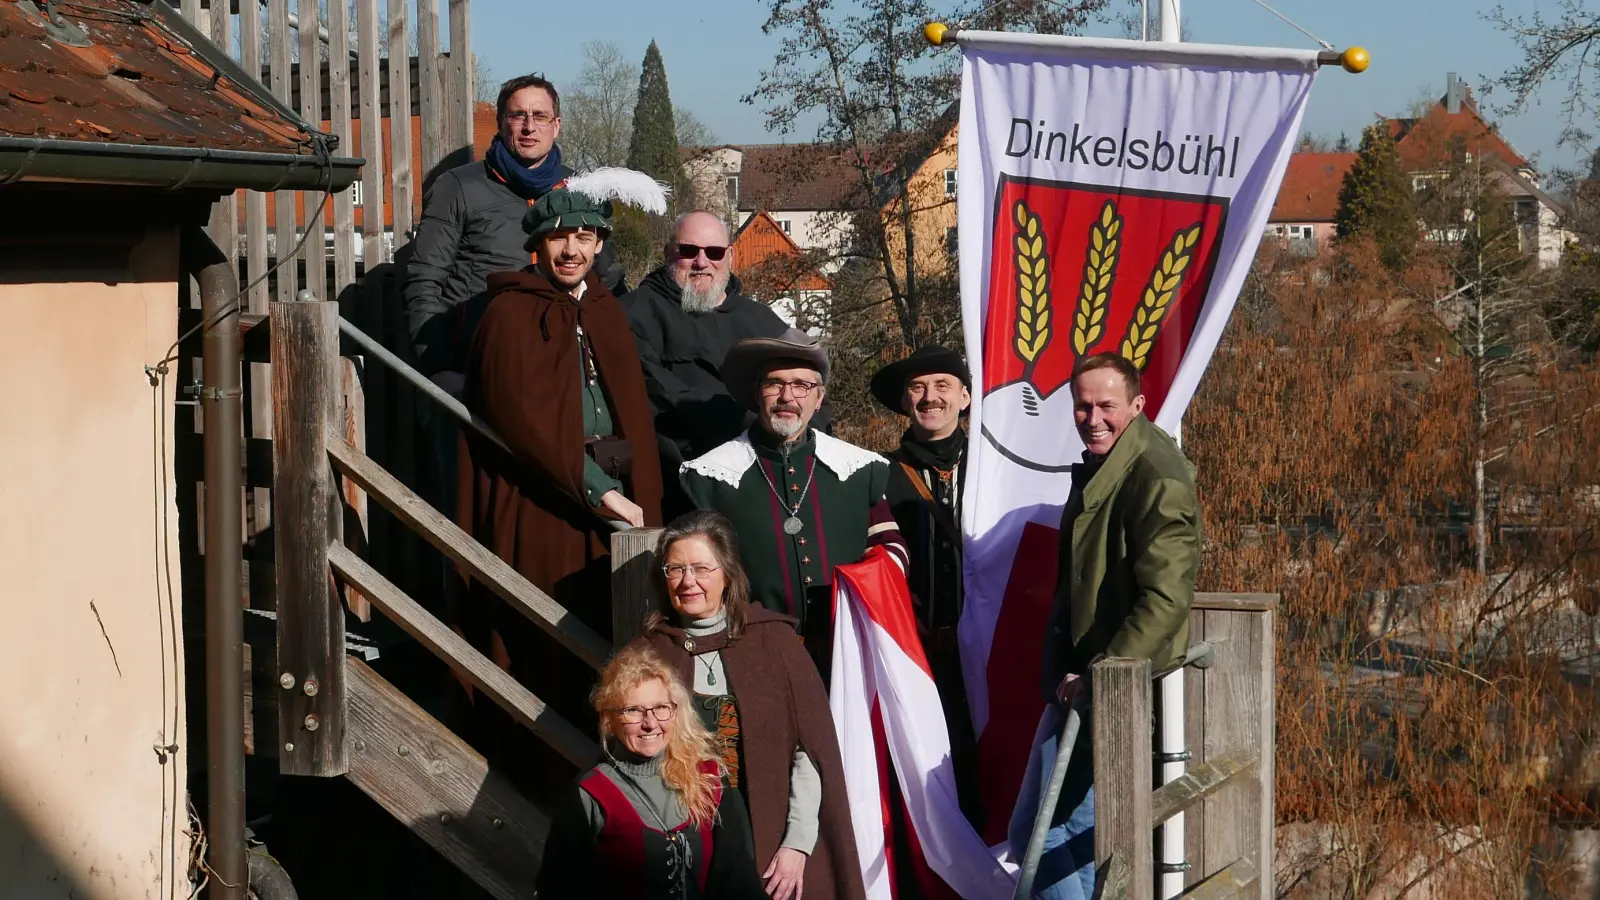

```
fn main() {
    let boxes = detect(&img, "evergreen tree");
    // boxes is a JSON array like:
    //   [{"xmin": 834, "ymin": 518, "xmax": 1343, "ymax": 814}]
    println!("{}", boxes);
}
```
[
  {"xmin": 1334, "ymin": 131, "xmax": 1352, "ymax": 152},
  {"xmin": 1335, "ymin": 122, "xmax": 1418, "ymax": 270},
  {"xmin": 626, "ymin": 41, "xmax": 689, "ymax": 202}
]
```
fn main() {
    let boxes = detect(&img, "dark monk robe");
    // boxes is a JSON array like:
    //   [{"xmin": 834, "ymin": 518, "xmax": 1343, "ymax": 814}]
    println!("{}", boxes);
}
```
[
  {"xmin": 456, "ymin": 264, "xmax": 663, "ymax": 800},
  {"xmin": 633, "ymin": 607, "xmax": 867, "ymax": 900}
]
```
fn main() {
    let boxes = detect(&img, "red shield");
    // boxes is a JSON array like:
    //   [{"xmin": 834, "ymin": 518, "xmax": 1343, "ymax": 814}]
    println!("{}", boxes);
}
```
[{"xmin": 982, "ymin": 175, "xmax": 1228, "ymax": 416}]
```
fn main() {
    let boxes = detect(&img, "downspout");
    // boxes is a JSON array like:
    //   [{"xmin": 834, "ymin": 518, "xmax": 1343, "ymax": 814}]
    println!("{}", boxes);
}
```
[{"xmin": 181, "ymin": 225, "xmax": 247, "ymax": 900}]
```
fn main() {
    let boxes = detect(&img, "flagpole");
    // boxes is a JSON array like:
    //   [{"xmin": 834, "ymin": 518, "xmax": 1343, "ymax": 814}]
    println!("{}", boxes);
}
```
[{"xmin": 1158, "ymin": 0, "xmax": 1180, "ymax": 41}]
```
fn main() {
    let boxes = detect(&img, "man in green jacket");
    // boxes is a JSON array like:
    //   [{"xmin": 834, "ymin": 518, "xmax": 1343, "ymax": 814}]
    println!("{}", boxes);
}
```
[{"xmin": 1011, "ymin": 351, "xmax": 1201, "ymax": 900}]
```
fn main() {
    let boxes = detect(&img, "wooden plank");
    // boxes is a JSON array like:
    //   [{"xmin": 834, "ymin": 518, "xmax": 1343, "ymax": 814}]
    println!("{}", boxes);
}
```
[
  {"xmin": 269, "ymin": 0, "xmax": 298, "ymax": 303},
  {"xmin": 610, "ymin": 527, "xmax": 664, "ymax": 648},
  {"xmin": 1182, "ymin": 858, "xmax": 1259, "ymax": 900},
  {"xmin": 298, "ymin": 0, "xmax": 326, "ymax": 304},
  {"xmin": 1198, "ymin": 608, "xmax": 1274, "ymax": 900},
  {"xmin": 271, "ymin": 298, "xmax": 348, "ymax": 776},
  {"xmin": 447, "ymin": 0, "xmax": 472, "ymax": 157},
  {"xmin": 329, "ymin": 543, "xmax": 600, "ymax": 767},
  {"xmin": 327, "ymin": 0, "xmax": 357, "ymax": 295},
  {"xmin": 340, "ymin": 358, "xmax": 372, "ymax": 622},
  {"xmin": 1098, "ymin": 853, "xmax": 1130, "ymax": 900},
  {"xmin": 1184, "ymin": 608, "xmax": 1208, "ymax": 892},
  {"xmin": 387, "ymin": 0, "xmax": 413, "ymax": 247},
  {"xmin": 416, "ymin": 0, "xmax": 444, "ymax": 175},
  {"xmin": 345, "ymin": 658, "xmax": 546, "ymax": 900},
  {"xmin": 1193, "ymin": 593, "xmax": 1278, "ymax": 613},
  {"xmin": 206, "ymin": 0, "xmax": 237, "ymax": 286},
  {"xmin": 241, "ymin": 0, "xmax": 270, "ymax": 314},
  {"xmin": 326, "ymin": 438, "xmax": 609, "ymax": 671},
  {"xmin": 356, "ymin": 0, "xmax": 387, "ymax": 269},
  {"xmin": 1092, "ymin": 657, "xmax": 1153, "ymax": 900},
  {"xmin": 181, "ymin": 0, "xmax": 199, "ymax": 23},
  {"xmin": 1150, "ymin": 750, "xmax": 1256, "ymax": 826}
]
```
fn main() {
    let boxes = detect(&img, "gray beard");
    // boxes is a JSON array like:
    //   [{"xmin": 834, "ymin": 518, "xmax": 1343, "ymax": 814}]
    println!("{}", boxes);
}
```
[
  {"xmin": 678, "ymin": 275, "xmax": 726, "ymax": 315},
  {"xmin": 765, "ymin": 414, "xmax": 805, "ymax": 439}
]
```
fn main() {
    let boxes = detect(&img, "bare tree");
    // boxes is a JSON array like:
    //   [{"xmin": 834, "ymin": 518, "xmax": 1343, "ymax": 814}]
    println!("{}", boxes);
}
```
[
  {"xmin": 1487, "ymin": 1, "xmax": 1600, "ymax": 142},
  {"xmin": 674, "ymin": 106, "xmax": 716, "ymax": 150},
  {"xmin": 561, "ymin": 41, "xmax": 638, "ymax": 171}
]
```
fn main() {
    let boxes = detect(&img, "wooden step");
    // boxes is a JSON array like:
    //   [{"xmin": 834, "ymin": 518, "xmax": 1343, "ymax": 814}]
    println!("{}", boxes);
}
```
[{"xmin": 344, "ymin": 658, "xmax": 547, "ymax": 900}]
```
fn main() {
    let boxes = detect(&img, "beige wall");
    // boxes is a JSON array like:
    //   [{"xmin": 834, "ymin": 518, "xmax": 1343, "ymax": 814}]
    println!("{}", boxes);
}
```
[{"xmin": 0, "ymin": 227, "xmax": 189, "ymax": 898}]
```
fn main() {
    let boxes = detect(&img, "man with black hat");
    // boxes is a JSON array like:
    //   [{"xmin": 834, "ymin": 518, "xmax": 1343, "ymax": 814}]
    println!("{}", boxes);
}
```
[
  {"xmin": 456, "ymin": 168, "xmax": 666, "ymax": 800},
  {"xmin": 869, "ymin": 345, "xmax": 983, "ymax": 823},
  {"xmin": 680, "ymin": 329, "xmax": 907, "ymax": 677}
]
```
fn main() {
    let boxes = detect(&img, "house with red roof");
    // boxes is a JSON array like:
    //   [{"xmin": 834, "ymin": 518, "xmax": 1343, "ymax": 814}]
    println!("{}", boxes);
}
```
[
  {"xmin": 684, "ymin": 143, "xmax": 861, "ymax": 263},
  {"xmin": 730, "ymin": 210, "xmax": 833, "ymax": 330},
  {"xmin": 1267, "ymin": 73, "xmax": 1568, "ymax": 268}
]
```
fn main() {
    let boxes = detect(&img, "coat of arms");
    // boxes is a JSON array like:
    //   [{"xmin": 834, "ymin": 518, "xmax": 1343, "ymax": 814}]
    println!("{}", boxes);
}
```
[{"xmin": 980, "ymin": 174, "xmax": 1228, "ymax": 471}]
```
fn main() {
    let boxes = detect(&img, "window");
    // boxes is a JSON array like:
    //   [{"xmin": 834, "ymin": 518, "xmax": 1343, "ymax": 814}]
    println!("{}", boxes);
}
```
[
  {"xmin": 945, "ymin": 226, "xmax": 958, "ymax": 255},
  {"xmin": 725, "ymin": 176, "xmax": 740, "ymax": 209},
  {"xmin": 350, "ymin": 180, "xmax": 364, "ymax": 207},
  {"xmin": 1264, "ymin": 224, "xmax": 1287, "ymax": 237},
  {"xmin": 1287, "ymin": 224, "xmax": 1315, "ymax": 240},
  {"xmin": 944, "ymin": 168, "xmax": 958, "ymax": 199},
  {"xmin": 776, "ymin": 218, "xmax": 792, "ymax": 234}
]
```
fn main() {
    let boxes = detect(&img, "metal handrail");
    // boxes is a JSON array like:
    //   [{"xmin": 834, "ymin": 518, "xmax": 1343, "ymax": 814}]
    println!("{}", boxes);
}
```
[{"xmin": 329, "ymin": 305, "xmax": 628, "ymax": 531}]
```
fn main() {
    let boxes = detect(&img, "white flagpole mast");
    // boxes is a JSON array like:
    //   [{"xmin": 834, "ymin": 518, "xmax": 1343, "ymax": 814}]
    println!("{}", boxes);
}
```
[{"xmin": 1156, "ymin": 1, "xmax": 1188, "ymax": 897}]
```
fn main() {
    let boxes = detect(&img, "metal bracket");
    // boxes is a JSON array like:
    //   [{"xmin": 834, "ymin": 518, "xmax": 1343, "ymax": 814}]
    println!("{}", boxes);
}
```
[
  {"xmin": 1157, "ymin": 749, "xmax": 1193, "ymax": 763},
  {"xmin": 1156, "ymin": 861, "xmax": 1193, "ymax": 874},
  {"xmin": 198, "ymin": 386, "xmax": 243, "ymax": 401}
]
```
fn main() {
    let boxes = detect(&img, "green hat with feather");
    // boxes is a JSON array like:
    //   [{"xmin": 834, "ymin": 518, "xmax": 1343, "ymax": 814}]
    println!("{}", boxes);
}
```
[{"xmin": 522, "ymin": 167, "xmax": 671, "ymax": 250}]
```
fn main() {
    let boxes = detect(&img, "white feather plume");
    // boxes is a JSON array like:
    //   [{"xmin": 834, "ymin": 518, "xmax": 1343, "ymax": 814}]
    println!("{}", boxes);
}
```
[{"xmin": 564, "ymin": 167, "xmax": 671, "ymax": 215}]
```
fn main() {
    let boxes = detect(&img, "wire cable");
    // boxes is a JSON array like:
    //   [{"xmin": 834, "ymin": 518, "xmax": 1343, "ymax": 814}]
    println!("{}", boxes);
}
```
[{"xmin": 1250, "ymin": 0, "xmax": 1334, "ymax": 50}]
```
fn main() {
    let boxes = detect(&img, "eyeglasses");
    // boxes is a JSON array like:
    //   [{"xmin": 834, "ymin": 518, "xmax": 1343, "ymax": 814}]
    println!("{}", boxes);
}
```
[
  {"xmin": 662, "ymin": 563, "xmax": 722, "ymax": 580},
  {"xmin": 760, "ymin": 379, "xmax": 820, "ymax": 398},
  {"xmin": 614, "ymin": 702, "xmax": 677, "ymax": 724},
  {"xmin": 672, "ymin": 243, "xmax": 728, "ymax": 261},
  {"xmin": 503, "ymin": 111, "xmax": 557, "ymax": 129}
]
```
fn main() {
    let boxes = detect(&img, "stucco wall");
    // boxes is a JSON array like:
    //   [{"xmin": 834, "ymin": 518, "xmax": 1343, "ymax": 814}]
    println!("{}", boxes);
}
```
[{"xmin": 0, "ymin": 227, "xmax": 188, "ymax": 898}]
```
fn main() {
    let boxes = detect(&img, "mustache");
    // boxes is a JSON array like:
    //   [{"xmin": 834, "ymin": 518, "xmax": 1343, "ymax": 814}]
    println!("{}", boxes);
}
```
[
  {"xmin": 916, "ymin": 400, "xmax": 948, "ymax": 412},
  {"xmin": 768, "ymin": 402, "xmax": 802, "ymax": 415}
]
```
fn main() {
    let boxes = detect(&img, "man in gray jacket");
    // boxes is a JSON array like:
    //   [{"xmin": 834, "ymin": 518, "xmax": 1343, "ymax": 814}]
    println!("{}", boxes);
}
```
[{"xmin": 404, "ymin": 73, "xmax": 627, "ymax": 384}]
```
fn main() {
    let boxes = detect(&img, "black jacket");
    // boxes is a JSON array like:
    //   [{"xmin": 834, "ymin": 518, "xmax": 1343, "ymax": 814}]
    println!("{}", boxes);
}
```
[
  {"xmin": 621, "ymin": 268, "xmax": 794, "ymax": 466},
  {"xmin": 404, "ymin": 157, "xmax": 627, "ymax": 375}
]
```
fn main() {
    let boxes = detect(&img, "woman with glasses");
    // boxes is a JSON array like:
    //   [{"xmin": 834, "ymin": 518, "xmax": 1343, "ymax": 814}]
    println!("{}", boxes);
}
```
[
  {"xmin": 629, "ymin": 510, "xmax": 866, "ymax": 900},
  {"xmin": 537, "ymin": 644, "xmax": 767, "ymax": 900}
]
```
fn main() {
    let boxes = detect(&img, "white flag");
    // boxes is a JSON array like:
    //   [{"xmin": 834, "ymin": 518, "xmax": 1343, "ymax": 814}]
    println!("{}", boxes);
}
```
[{"xmin": 954, "ymin": 33, "xmax": 1317, "ymax": 840}]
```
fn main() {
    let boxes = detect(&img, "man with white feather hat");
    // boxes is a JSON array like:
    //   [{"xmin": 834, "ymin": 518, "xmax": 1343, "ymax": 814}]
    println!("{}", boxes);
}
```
[{"xmin": 454, "ymin": 166, "xmax": 669, "ymax": 800}]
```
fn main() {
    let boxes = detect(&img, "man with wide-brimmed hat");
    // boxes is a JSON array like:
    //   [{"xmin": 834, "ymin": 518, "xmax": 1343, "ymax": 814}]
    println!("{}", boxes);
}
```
[
  {"xmin": 680, "ymin": 329, "xmax": 907, "ymax": 677},
  {"xmin": 868, "ymin": 344, "xmax": 984, "ymax": 825},
  {"xmin": 455, "ymin": 168, "xmax": 667, "ymax": 801}
]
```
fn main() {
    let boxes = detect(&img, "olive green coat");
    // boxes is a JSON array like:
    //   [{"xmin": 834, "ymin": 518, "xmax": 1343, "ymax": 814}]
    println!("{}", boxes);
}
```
[{"xmin": 1041, "ymin": 415, "xmax": 1201, "ymax": 699}]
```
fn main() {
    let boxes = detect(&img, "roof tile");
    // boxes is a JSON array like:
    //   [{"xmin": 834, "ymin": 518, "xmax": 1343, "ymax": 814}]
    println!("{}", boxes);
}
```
[{"xmin": 0, "ymin": 0, "xmax": 317, "ymax": 155}]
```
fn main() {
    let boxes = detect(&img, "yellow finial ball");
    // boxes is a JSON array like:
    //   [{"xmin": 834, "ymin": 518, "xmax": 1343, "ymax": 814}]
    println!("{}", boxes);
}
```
[
  {"xmin": 1341, "ymin": 46, "xmax": 1370, "ymax": 74},
  {"xmin": 924, "ymin": 22, "xmax": 949, "ymax": 47}
]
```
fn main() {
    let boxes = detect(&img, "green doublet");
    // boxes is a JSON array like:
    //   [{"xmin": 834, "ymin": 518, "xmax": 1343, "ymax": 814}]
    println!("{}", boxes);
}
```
[{"xmin": 680, "ymin": 428, "xmax": 890, "ymax": 642}]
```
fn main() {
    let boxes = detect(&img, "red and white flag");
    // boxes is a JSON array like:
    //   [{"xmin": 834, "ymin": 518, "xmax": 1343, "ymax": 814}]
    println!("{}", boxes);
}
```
[{"xmin": 953, "ymin": 33, "xmax": 1318, "ymax": 846}]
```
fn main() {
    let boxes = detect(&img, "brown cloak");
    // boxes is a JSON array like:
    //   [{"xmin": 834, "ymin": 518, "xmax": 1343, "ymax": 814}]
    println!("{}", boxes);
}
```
[
  {"xmin": 455, "ymin": 265, "xmax": 663, "ymax": 798},
  {"xmin": 631, "ymin": 608, "xmax": 867, "ymax": 900}
]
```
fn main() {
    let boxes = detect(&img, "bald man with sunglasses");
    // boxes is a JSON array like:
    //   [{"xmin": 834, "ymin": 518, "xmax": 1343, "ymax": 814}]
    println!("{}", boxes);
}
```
[{"xmin": 624, "ymin": 210, "xmax": 830, "ymax": 518}]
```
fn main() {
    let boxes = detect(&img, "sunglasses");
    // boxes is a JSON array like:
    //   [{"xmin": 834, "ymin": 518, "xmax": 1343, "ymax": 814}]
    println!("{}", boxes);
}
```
[{"xmin": 673, "ymin": 243, "xmax": 728, "ymax": 261}]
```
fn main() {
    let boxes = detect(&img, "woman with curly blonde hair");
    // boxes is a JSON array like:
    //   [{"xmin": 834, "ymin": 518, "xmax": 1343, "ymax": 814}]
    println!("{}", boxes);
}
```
[{"xmin": 536, "ymin": 645, "xmax": 768, "ymax": 900}]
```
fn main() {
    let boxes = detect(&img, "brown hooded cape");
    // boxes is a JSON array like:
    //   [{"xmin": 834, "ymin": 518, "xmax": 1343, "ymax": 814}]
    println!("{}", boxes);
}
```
[
  {"xmin": 455, "ymin": 265, "xmax": 663, "ymax": 798},
  {"xmin": 631, "ymin": 607, "xmax": 867, "ymax": 900}
]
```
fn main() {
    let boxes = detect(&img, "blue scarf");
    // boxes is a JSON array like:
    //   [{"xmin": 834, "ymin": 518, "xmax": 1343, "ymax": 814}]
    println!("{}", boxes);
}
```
[{"xmin": 486, "ymin": 135, "xmax": 565, "ymax": 199}]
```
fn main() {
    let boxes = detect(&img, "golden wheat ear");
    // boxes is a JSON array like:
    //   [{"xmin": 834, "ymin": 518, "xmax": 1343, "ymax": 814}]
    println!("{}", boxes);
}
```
[
  {"xmin": 1012, "ymin": 200, "xmax": 1054, "ymax": 367},
  {"xmin": 1073, "ymin": 200, "xmax": 1123, "ymax": 355},
  {"xmin": 1121, "ymin": 222, "xmax": 1203, "ymax": 370}
]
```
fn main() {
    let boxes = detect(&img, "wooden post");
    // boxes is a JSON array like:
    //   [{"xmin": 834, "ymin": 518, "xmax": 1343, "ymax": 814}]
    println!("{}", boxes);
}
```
[
  {"xmin": 387, "ymin": 0, "xmax": 414, "ymax": 247},
  {"xmin": 340, "ymin": 358, "xmax": 371, "ymax": 622},
  {"xmin": 416, "ymin": 0, "xmax": 444, "ymax": 174},
  {"xmin": 327, "ymin": 0, "xmax": 356, "ymax": 295},
  {"xmin": 241, "ymin": 0, "xmax": 269, "ymax": 314},
  {"xmin": 610, "ymin": 527, "xmax": 664, "ymax": 649},
  {"xmin": 1093, "ymin": 656, "xmax": 1153, "ymax": 899},
  {"xmin": 356, "ymin": 0, "xmax": 387, "ymax": 270},
  {"xmin": 1191, "ymin": 595, "xmax": 1277, "ymax": 900},
  {"xmin": 298, "ymin": 0, "xmax": 325, "ymax": 305},
  {"xmin": 447, "ymin": 0, "xmax": 473, "ymax": 158},
  {"xmin": 272, "ymin": 298, "xmax": 348, "ymax": 776},
  {"xmin": 269, "ymin": 0, "xmax": 297, "ymax": 302}
]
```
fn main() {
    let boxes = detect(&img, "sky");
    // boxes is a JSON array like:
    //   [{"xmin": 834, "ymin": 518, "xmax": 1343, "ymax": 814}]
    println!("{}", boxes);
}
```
[{"xmin": 469, "ymin": 0, "xmax": 1589, "ymax": 175}]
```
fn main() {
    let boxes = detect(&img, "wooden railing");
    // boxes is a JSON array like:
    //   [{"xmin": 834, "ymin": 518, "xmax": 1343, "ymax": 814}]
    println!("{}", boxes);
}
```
[
  {"xmin": 1095, "ymin": 594, "xmax": 1276, "ymax": 900},
  {"xmin": 267, "ymin": 295, "xmax": 610, "ymax": 899}
]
